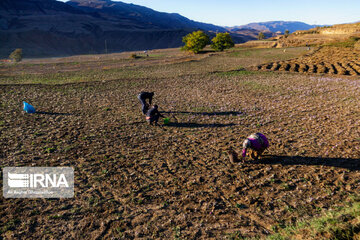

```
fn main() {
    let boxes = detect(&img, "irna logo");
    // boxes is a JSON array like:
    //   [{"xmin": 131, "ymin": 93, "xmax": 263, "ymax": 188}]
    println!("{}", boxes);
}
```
[
  {"xmin": 3, "ymin": 167, "xmax": 74, "ymax": 198},
  {"xmin": 8, "ymin": 173, "xmax": 69, "ymax": 188}
]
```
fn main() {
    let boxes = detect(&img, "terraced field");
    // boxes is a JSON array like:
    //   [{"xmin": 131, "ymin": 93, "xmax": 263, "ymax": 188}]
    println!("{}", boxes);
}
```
[{"xmin": 256, "ymin": 46, "xmax": 360, "ymax": 76}]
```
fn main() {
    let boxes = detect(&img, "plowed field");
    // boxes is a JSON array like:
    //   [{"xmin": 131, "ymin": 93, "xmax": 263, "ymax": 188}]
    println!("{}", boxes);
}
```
[{"xmin": 1, "ymin": 47, "xmax": 359, "ymax": 239}]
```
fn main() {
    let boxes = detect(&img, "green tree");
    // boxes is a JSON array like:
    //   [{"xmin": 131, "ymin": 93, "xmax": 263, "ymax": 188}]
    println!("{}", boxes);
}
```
[
  {"xmin": 9, "ymin": 48, "xmax": 23, "ymax": 62},
  {"xmin": 258, "ymin": 32, "xmax": 265, "ymax": 40},
  {"xmin": 211, "ymin": 32, "xmax": 234, "ymax": 51},
  {"xmin": 181, "ymin": 31, "xmax": 210, "ymax": 54}
]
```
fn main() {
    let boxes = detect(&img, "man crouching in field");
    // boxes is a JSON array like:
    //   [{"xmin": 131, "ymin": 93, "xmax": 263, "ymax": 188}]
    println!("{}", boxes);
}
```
[{"xmin": 146, "ymin": 105, "xmax": 164, "ymax": 126}]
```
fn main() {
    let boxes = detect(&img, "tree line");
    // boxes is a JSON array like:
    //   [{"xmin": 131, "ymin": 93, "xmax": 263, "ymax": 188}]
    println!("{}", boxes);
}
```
[{"xmin": 181, "ymin": 31, "xmax": 235, "ymax": 54}]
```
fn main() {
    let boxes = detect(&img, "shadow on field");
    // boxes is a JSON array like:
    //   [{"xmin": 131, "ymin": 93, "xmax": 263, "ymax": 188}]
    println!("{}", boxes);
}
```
[
  {"xmin": 198, "ymin": 50, "xmax": 217, "ymax": 54},
  {"xmin": 35, "ymin": 111, "xmax": 73, "ymax": 116},
  {"xmin": 165, "ymin": 122, "xmax": 236, "ymax": 128},
  {"xmin": 118, "ymin": 121, "xmax": 144, "ymax": 126},
  {"xmin": 162, "ymin": 111, "xmax": 243, "ymax": 116},
  {"xmin": 259, "ymin": 155, "xmax": 360, "ymax": 171}
]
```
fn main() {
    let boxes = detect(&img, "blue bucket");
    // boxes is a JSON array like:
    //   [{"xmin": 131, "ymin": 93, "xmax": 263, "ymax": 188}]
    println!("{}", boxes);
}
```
[{"xmin": 23, "ymin": 101, "xmax": 36, "ymax": 113}]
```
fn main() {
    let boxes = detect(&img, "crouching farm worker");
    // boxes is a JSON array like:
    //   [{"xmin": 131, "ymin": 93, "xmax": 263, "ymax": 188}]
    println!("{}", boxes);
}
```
[
  {"xmin": 242, "ymin": 133, "xmax": 269, "ymax": 161},
  {"xmin": 146, "ymin": 105, "xmax": 164, "ymax": 126},
  {"xmin": 138, "ymin": 91, "xmax": 154, "ymax": 114}
]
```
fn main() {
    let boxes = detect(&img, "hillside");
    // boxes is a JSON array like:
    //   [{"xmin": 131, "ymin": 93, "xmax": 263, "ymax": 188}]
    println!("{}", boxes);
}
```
[
  {"xmin": 229, "ymin": 21, "xmax": 319, "ymax": 33},
  {"xmin": 236, "ymin": 21, "xmax": 360, "ymax": 77},
  {"xmin": 0, "ymin": 0, "xmax": 231, "ymax": 58},
  {"xmin": 271, "ymin": 22, "xmax": 360, "ymax": 48},
  {"xmin": 66, "ymin": 0, "xmax": 224, "ymax": 31},
  {"xmin": 228, "ymin": 28, "xmax": 276, "ymax": 40},
  {"xmin": 1, "ymin": 1, "xmax": 331, "ymax": 58}
]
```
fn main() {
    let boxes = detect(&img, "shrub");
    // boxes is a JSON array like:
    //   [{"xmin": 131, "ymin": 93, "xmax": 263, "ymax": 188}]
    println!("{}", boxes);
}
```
[
  {"xmin": 181, "ymin": 30, "xmax": 210, "ymax": 54},
  {"xmin": 258, "ymin": 32, "xmax": 265, "ymax": 40},
  {"xmin": 130, "ymin": 53, "xmax": 139, "ymax": 59},
  {"xmin": 9, "ymin": 48, "xmax": 23, "ymax": 62},
  {"xmin": 211, "ymin": 32, "xmax": 234, "ymax": 51}
]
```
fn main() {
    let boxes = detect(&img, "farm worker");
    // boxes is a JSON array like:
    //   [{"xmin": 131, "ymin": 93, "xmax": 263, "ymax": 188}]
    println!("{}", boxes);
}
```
[
  {"xmin": 146, "ymin": 105, "xmax": 164, "ymax": 125},
  {"xmin": 242, "ymin": 133, "xmax": 269, "ymax": 160},
  {"xmin": 137, "ymin": 91, "xmax": 154, "ymax": 114}
]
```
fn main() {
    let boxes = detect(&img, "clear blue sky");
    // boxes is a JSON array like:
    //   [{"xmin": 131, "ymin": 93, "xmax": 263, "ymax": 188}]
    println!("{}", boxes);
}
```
[{"xmin": 59, "ymin": 0, "xmax": 360, "ymax": 27}]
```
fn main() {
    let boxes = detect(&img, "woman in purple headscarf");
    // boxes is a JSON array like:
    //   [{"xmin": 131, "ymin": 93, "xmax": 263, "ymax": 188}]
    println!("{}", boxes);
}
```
[{"xmin": 242, "ymin": 133, "xmax": 269, "ymax": 160}]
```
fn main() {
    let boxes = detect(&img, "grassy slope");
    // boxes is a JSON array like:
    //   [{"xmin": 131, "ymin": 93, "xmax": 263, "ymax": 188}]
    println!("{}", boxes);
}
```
[{"xmin": 267, "ymin": 199, "xmax": 360, "ymax": 240}]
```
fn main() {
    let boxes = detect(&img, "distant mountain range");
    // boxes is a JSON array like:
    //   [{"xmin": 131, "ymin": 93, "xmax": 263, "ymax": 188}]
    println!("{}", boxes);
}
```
[
  {"xmin": 0, "ymin": 0, "xmax": 326, "ymax": 58},
  {"xmin": 228, "ymin": 21, "xmax": 321, "ymax": 33},
  {"xmin": 0, "ymin": 0, "xmax": 225, "ymax": 57}
]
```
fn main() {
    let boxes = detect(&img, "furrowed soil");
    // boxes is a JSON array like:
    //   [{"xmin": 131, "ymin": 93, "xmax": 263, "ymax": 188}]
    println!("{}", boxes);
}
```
[
  {"xmin": 256, "ymin": 46, "xmax": 360, "ymax": 76},
  {"xmin": 0, "ymin": 47, "xmax": 359, "ymax": 239}
]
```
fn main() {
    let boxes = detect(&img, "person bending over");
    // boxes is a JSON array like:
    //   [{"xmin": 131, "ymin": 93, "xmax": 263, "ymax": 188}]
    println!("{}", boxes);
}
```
[
  {"xmin": 146, "ymin": 105, "xmax": 164, "ymax": 125},
  {"xmin": 138, "ymin": 91, "xmax": 154, "ymax": 114},
  {"xmin": 242, "ymin": 133, "xmax": 269, "ymax": 161}
]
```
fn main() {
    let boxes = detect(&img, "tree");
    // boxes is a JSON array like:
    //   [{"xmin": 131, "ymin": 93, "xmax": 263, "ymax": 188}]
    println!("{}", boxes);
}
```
[
  {"xmin": 9, "ymin": 48, "xmax": 23, "ymax": 62},
  {"xmin": 211, "ymin": 32, "xmax": 234, "ymax": 51},
  {"xmin": 181, "ymin": 31, "xmax": 210, "ymax": 54},
  {"xmin": 284, "ymin": 30, "xmax": 290, "ymax": 37},
  {"xmin": 258, "ymin": 32, "xmax": 265, "ymax": 40}
]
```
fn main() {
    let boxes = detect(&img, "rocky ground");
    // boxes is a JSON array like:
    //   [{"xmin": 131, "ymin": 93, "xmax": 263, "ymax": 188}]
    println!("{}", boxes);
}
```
[{"xmin": 0, "ymin": 47, "xmax": 359, "ymax": 239}]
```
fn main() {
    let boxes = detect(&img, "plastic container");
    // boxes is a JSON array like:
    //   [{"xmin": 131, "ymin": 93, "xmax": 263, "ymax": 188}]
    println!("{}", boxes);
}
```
[
  {"xmin": 23, "ymin": 101, "xmax": 36, "ymax": 113},
  {"xmin": 163, "ymin": 118, "xmax": 170, "ymax": 125}
]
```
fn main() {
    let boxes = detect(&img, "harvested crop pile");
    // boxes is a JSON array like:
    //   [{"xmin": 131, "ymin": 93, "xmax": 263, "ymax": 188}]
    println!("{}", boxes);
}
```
[{"xmin": 256, "ymin": 46, "xmax": 360, "ymax": 76}]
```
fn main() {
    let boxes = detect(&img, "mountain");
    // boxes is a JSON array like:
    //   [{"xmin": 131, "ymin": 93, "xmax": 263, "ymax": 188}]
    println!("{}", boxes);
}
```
[
  {"xmin": 229, "ymin": 28, "xmax": 276, "ymax": 39},
  {"xmin": 228, "ymin": 21, "xmax": 320, "ymax": 33},
  {"xmin": 0, "ymin": 0, "xmax": 229, "ymax": 58},
  {"xmin": 2, "ymin": 1, "xmax": 317, "ymax": 58},
  {"xmin": 66, "ymin": 0, "xmax": 224, "ymax": 32}
]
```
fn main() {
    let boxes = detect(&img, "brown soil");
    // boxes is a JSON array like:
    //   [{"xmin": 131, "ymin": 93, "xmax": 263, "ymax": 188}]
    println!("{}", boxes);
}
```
[
  {"xmin": 255, "ymin": 46, "xmax": 360, "ymax": 76},
  {"xmin": 0, "ymin": 49, "xmax": 359, "ymax": 239}
]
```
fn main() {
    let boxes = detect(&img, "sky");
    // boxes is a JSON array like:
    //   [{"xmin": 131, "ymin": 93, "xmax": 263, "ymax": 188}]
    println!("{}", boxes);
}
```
[{"xmin": 59, "ymin": 0, "xmax": 360, "ymax": 27}]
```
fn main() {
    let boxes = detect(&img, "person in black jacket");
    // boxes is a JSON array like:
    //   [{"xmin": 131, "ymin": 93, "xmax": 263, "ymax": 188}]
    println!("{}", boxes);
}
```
[
  {"xmin": 137, "ymin": 92, "xmax": 154, "ymax": 114},
  {"xmin": 146, "ymin": 105, "xmax": 164, "ymax": 125}
]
